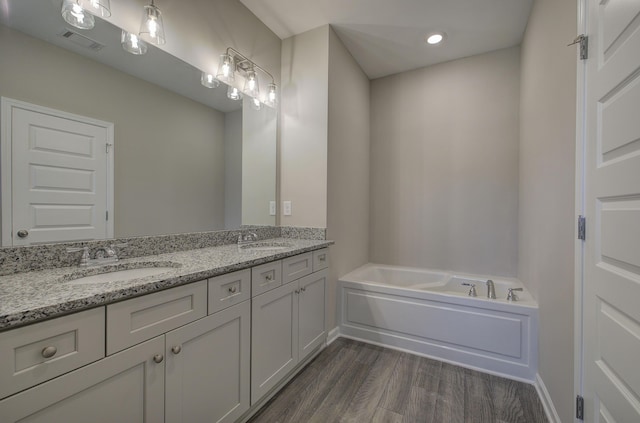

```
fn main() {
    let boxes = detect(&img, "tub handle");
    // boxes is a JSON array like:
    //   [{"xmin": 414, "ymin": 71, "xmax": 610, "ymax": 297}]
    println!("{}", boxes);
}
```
[
  {"xmin": 507, "ymin": 287, "xmax": 523, "ymax": 301},
  {"xmin": 461, "ymin": 283, "xmax": 477, "ymax": 297}
]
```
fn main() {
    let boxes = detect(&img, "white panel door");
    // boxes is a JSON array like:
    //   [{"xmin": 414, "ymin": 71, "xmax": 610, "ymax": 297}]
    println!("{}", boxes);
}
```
[
  {"xmin": 583, "ymin": 0, "xmax": 640, "ymax": 421},
  {"xmin": 1, "ymin": 98, "xmax": 113, "ymax": 245}
]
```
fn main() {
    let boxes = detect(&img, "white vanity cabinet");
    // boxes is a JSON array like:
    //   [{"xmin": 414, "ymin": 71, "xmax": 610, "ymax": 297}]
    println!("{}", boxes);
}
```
[
  {"xmin": 0, "ymin": 247, "xmax": 329, "ymax": 422},
  {"xmin": 251, "ymin": 260, "xmax": 328, "ymax": 404},
  {"xmin": 0, "ymin": 335, "xmax": 165, "ymax": 423}
]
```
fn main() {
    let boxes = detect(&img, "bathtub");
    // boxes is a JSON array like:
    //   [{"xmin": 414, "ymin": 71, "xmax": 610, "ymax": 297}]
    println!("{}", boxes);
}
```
[{"xmin": 338, "ymin": 263, "xmax": 538, "ymax": 381}]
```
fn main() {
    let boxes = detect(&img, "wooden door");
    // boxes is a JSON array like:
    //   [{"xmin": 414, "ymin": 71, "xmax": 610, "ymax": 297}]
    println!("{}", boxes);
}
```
[
  {"xmin": 1, "ymin": 98, "xmax": 113, "ymax": 245},
  {"xmin": 251, "ymin": 282, "xmax": 299, "ymax": 405},
  {"xmin": 582, "ymin": 0, "xmax": 640, "ymax": 421},
  {"xmin": 165, "ymin": 301, "xmax": 250, "ymax": 423},
  {"xmin": 0, "ymin": 336, "xmax": 164, "ymax": 422},
  {"xmin": 298, "ymin": 269, "xmax": 327, "ymax": 361}
]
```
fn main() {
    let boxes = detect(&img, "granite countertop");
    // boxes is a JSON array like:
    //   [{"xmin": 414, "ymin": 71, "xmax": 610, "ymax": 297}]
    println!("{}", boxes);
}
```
[{"xmin": 0, "ymin": 238, "xmax": 332, "ymax": 331}]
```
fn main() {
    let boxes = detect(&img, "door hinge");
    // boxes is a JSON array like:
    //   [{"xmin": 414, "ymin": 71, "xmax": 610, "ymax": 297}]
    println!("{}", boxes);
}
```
[
  {"xmin": 106, "ymin": 143, "xmax": 113, "ymax": 153},
  {"xmin": 568, "ymin": 35, "xmax": 588, "ymax": 60},
  {"xmin": 106, "ymin": 210, "xmax": 109, "ymax": 221},
  {"xmin": 576, "ymin": 395, "xmax": 584, "ymax": 420},
  {"xmin": 578, "ymin": 216, "xmax": 586, "ymax": 240}
]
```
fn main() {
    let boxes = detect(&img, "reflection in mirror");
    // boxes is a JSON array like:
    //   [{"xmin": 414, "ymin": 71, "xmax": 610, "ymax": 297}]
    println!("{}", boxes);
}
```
[{"xmin": 0, "ymin": 0, "xmax": 277, "ymax": 246}]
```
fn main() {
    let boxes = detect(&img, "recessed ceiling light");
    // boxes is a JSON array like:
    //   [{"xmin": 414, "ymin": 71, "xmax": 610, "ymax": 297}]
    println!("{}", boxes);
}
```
[{"xmin": 426, "ymin": 32, "xmax": 445, "ymax": 45}]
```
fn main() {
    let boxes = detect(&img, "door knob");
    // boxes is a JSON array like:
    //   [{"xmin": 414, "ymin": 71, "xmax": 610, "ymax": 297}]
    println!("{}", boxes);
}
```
[{"xmin": 17, "ymin": 230, "xmax": 29, "ymax": 238}]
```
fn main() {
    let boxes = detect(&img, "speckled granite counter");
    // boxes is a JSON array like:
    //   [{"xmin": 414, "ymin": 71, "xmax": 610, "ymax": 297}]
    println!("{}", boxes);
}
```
[{"xmin": 0, "ymin": 238, "xmax": 332, "ymax": 331}]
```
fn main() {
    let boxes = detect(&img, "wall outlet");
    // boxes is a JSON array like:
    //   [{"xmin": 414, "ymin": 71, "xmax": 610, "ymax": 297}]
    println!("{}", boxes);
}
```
[
  {"xmin": 269, "ymin": 201, "xmax": 276, "ymax": 216},
  {"xmin": 283, "ymin": 201, "xmax": 292, "ymax": 216}
]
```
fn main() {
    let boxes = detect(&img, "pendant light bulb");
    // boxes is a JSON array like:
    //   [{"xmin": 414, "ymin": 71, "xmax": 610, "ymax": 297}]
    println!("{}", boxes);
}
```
[
  {"xmin": 201, "ymin": 72, "xmax": 220, "ymax": 88},
  {"xmin": 243, "ymin": 68, "xmax": 260, "ymax": 98},
  {"xmin": 121, "ymin": 31, "xmax": 148, "ymax": 55},
  {"xmin": 265, "ymin": 83, "xmax": 278, "ymax": 108},
  {"xmin": 61, "ymin": 0, "xmax": 95, "ymax": 30},
  {"xmin": 139, "ymin": 1, "xmax": 165, "ymax": 45},
  {"xmin": 77, "ymin": 0, "xmax": 111, "ymax": 17},
  {"xmin": 216, "ymin": 53, "xmax": 235, "ymax": 84},
  {"xmin": 227, "ymin": 85, "xmax": 243, "ymax": 101}
]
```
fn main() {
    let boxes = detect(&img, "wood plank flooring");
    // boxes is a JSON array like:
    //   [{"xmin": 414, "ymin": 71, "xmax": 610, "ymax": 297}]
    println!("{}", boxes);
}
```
[{"xmin": 248, "ymin": 338, "xmax": 548, "ymax": 423}]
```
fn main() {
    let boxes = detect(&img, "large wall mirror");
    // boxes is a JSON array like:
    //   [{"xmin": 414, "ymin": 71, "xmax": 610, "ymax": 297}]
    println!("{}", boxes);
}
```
[{"xmin": 0, "ymin": 0, "xmax": 277, "ymax": 246}]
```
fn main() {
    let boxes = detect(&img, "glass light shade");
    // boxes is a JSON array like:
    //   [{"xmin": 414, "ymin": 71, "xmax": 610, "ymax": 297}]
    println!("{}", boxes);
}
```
[
  {"xmin": 77, "ymin": 0, "xmax": 111, "ymax": 17},
  {"xmin": 139, "ymin": 3, "xmax": 165, "ymax": 45},
  {"xmin": 201, "ymin": 72, "xmax": 220, "ymax": 88},
  {"xmin": 216, "ymin": 54, "xmax": 235, "ymax": 84},
  {"xmin": 250, "ymin": 97, "xmax": 261, "ymax": 111},
  {"xmin": 243, "ymin": 69, "xmax": 260, "ymax": 98},
  {"xmin": 265, "ymin": 83, "xmax": 277, "ymax": 108},
  {"xmin": 121, "ymin": 31, "xmax": 148, "ymax": 55},
  {"xmin": 227, "ymin": 85, "xmax": 243, "ymax": 101},
  {"xmin": 61, "ymin": 0, "xmax": 95, "ymax": 30}
]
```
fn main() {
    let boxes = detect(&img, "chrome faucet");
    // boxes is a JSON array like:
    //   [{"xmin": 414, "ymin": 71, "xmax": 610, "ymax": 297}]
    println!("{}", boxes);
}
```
[
  {"xmin": 507, "ymin": 287, "xmax": 523, "ymax": 301},
  {"xmin": 461, "ymin": 282, "xmax": 477, "ymax": 297},
  {"xmin": 237, "ymin": 232, "xmax": 258, "ymax": 245},
  {"xmin": 67, "ymin": 243, "xmax": 128, "ymax": 267},
  {"xmin": 486, "ymin": 280, "xmax": 496, "ymax": 299}
]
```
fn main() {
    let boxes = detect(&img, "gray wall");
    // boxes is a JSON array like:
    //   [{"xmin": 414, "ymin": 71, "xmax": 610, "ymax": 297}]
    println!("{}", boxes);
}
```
[
  {"xmin": 0, "ymin": 25, "xmax": 226, "ymax": 237},
  {"xmin": 370, "ymin": 47, "xmax": 520, "ymax": 277},
  {"xmin": 326, "ymin": 27, "xmax": 371, "ymax": 330},
  {"xmin": 280, "ymin": 26, "xmax": 329, "ymax": 227},
  {"xmin": 519, "ymin": 0, "xmax": 577, "ymax": 420}
]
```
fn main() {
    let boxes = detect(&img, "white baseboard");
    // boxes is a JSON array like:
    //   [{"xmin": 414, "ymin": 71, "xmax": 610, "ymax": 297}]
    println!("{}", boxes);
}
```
[
  {"xmin": 326, "ymin": 326, "xmax": 340, "ymax": 345},
  {"xmin": 535, "ymin": 373, "xmax": 561, "ymax": 423}
]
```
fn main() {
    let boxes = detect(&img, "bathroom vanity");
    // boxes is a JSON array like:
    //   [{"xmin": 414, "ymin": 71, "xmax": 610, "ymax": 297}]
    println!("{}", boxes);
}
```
[{"xmin": 0, "ymin": 240, "xmax": 331, "ymax": 423}]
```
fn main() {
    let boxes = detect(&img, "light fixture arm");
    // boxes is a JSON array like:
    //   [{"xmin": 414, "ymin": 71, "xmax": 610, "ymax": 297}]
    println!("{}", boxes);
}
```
[{"xmin": 225, "ymin": 47, "xmax": 276, "ymax": 85}]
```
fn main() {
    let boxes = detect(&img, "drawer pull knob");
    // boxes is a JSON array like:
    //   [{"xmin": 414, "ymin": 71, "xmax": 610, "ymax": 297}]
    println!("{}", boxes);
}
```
[
  {"xmin": 41, "ymin": 346, "xmax": 57, "ymax": 359},
  {"xmin": 265, "ymin": 274, "xmax": 273, "ymax": 281},
  {"xmin": 319, "ymin": 256, "xmax": 326, "ymax": 261},
  {"xmin": 171, "ymin": 345, "xmax": 182, "ymax": 355},
  {"xmin": 153, "ymin": 354, "xmax": 164, "ymax": 363},
  {"xmin": 301, "ymin": 287, "xmax": 306, "ymax": 292},
  {"xmin": 295, "ymin": 289, "xmax": 300, "ymax": 294},
  {"xmin": 228, "ymin": 286, "xmax": 237, "ymax": 294}
]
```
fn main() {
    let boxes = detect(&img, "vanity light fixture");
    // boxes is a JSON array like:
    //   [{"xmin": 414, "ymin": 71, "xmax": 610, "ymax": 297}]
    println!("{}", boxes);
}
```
[
  {"xmin": 426, "ymin": 32, "xmax": 445, "ymax": 45},
  {"xmin": 201, "ymin": 72, "xmax": 220, "ymax": 88},
  {"xmin": 61, "ymin": 0, "xmax": 95, "ymax": 30},
  {"xmin": 217, "ymin": 47, "xmax": 278, "ymax": 108},
  {"xmin": 139, "ymin": 0, "xmax": 165, "ymax": 45},
  {"xmin": 227, "ymin": 85, "xmax": 243, "ymax": 101},
  {"xmin": 77, "ymin": 0, "xmax": 111, "ymax": 18},
  {"xmin": 121, "ymin": 31, "xmax": 148, "ymax": 55}
]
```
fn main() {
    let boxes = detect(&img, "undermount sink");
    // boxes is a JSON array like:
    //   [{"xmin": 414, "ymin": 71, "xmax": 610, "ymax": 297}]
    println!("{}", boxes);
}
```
[
  {"xmin": 62, "ymin": 262, "xmax": 181, "ymax": 285},
  {"xmin": 239, "ymin": 241, "xmax": 294, "ymax": 252}
]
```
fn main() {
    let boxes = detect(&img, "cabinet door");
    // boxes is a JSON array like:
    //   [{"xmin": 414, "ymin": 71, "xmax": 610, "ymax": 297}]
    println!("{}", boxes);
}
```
[
  {"xmin": 165, "ymin": 301, "xmax": 250, "ymax": 423},
  {"xmin": 298, "ymin": 269, "xmax": 327, "ymax": 361},
  {"xmin": 251, "ymin": 282, "xmax": 299, "ymax": 404},
  {"xmin": 0, "ymin": 336, "xmax": 165, "ymax": 423}
]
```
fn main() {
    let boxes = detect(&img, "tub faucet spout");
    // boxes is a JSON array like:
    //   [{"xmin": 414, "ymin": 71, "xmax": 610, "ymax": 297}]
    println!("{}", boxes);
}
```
[{"xmin": 486, "ymin": 280, "xmax": 496, "ymax": 299}]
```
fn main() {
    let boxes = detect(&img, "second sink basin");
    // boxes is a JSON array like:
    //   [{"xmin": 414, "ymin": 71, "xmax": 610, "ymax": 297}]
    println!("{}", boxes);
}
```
[{"xmin": 62, "ymin": 262, "xmax": 181, "ymax": 285}]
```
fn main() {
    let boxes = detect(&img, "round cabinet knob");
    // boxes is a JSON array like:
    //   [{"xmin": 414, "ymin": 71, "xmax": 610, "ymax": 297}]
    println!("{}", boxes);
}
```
[
  {"xmin": 171, "ymin": 345, "xmax": 182, "ymax": 355},
  {"xmin": 265, "ymin": 274, "xmax": 273, "ymax": 281},
  {"xmin": 228, "ymin": 286, "xmax": 237, "ymax": 294},
  {"xmin": 17, "ymin": 230, "xmax": 29, "ymax": 238},
  {"xmin": 153, "ymin": 354, "xmax": 164, "ymax": 363},
  {"xmin": 41, "ymin": 346, "xmax": 57, "ymax": 359}
]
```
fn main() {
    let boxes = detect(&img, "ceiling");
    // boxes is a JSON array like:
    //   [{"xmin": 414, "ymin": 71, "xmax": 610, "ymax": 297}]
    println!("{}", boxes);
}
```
[{"xmin": 239, "ymin": 0, "xmax": 534, "ymax": 79}]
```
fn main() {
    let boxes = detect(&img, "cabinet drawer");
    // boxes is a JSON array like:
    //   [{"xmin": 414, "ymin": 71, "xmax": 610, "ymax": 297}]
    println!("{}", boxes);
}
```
[
  {"xmin": 282, "ymin": 253, "xmax": 313, "ymax": 284},
  {"xmin": 107, "ymin": 281, "xmax": 207, "ymax": 355},
  {"xmin": 251, "ymin": 261, "xmax": 282, "ymax": 296},
  {"xmin": 208, "ymin": 269, "xmax": 251, "ymax": 314},
  {"xmin": 0, "ymin": 307, "xmax": 105, "ymax": 400},
  {"xmin": 312, "ymin": 248, "xmax": 329, "ymax": 272}
]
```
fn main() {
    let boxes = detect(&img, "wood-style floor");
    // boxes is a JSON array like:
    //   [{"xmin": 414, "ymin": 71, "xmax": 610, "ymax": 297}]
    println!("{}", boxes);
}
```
[{"xmin": 248, "ymin": 338, "xmax": 548, "ymax": 423}]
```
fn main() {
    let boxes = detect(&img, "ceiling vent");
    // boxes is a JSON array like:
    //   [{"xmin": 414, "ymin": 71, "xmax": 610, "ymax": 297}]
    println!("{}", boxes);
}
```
[{"xmin": 58, "ymin": 28, "xmax": 104, "ymax": 51}]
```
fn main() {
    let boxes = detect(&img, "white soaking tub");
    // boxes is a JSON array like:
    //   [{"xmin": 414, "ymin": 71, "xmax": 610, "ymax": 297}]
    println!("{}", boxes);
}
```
[{"xmin": 338, "ymin": 263, "xmax": 538, "ymax": 381}]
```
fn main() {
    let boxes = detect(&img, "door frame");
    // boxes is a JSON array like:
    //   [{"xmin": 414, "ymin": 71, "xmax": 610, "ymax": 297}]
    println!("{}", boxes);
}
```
[
  {"xmin": 0, "ymin": 97, "xmax": 115, "ymax": 246},
  {"xmin": 574, "ymin": 0, "xmax": 587, "ymax": 421}
]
